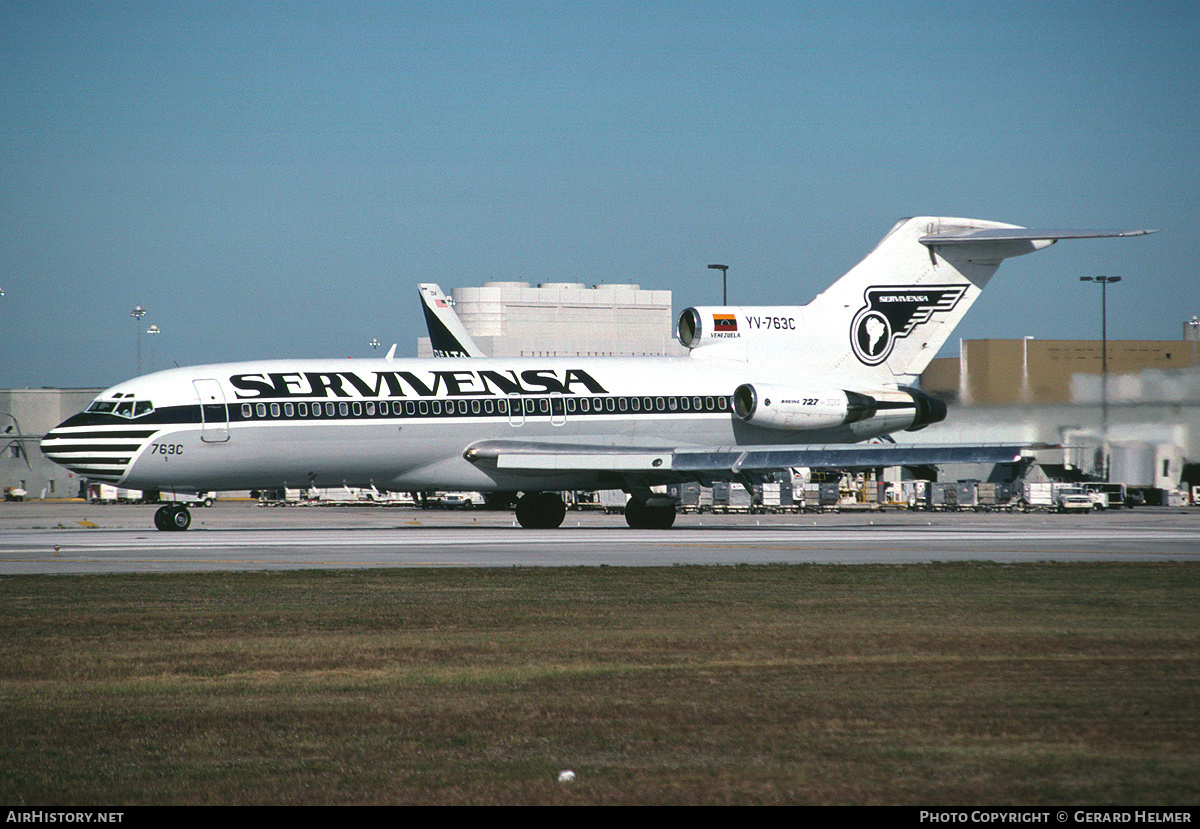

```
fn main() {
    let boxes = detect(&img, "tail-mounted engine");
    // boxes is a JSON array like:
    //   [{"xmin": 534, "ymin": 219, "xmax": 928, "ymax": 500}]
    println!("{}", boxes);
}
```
[
  {"xmin": 678, "ymin": 307, "xmax": 805, "ymax": 349},
  {"xmin": 732, "ymin": 383, "xmax": 946, "ymax": 432}
]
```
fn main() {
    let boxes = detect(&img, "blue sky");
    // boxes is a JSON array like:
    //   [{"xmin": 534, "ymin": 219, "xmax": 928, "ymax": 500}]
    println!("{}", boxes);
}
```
[{"xmin": 2, "ymin": 0, "xmax": 1195, "ymax": 388}]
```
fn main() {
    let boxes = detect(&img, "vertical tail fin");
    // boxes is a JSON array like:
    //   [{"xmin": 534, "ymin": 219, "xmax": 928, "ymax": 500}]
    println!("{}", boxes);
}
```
[
  {"xmin": 681, "ymin": 217, "xmax": 1153, "ymax": 386},
  {"xmin": 419, "ymin": 284, "xmax": 487, "ymax": 358},
  {"xmin": 808, "ymin": 217, "xmax": 1155, "ymax": 382}
]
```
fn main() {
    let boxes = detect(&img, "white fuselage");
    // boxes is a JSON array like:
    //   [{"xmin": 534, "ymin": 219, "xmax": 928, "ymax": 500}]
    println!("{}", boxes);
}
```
[{"xmin": 40, "ymin": 354, "xmax": 919, "ymax": 494}]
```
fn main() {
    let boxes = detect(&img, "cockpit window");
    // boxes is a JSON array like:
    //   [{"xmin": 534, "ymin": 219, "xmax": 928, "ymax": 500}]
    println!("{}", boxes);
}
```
[{"xmin": 86, "ymin": 398, "xmax": 154, "ymax": 419}]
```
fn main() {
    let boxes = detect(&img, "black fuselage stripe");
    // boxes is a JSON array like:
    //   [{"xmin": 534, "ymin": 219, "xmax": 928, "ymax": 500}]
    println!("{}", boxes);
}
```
[
  {"xmin": 42, "ymin": 444, "xmax": 147, "ymax": 453},
  {"xmin": 61, "ymin": 396, "xmax": 736, "ymax": 429},
  {"xmin": 46, "ymin": 460, "xmax": 133, "ymax": 468},
  {"xmin": 45, "ymin": 430, "xmax": 159, "ymax": 439}
]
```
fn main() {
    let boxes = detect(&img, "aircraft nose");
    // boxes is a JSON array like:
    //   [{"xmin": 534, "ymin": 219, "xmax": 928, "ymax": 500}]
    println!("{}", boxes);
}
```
[
  {"xmin": 39, "ymin": 419, "xmax": 154, "ymax": 483},
  {"xmin": 38, "ymin": 424, "xmax": 68, "ymax": 455}
]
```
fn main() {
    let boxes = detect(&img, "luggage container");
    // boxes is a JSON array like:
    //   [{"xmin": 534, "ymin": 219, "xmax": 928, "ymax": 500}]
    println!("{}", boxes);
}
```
[
  {"xmin": 976, "ymin": 482, "xmax": 1017, "ymax": 511},
  {"xmin": 668, "ymin": 482, "xmax": 703, "ymax": 514},
  {"xmin": 760, "ymin": 482, "xmax": 796, "ymax": 513},
  {"xmin": 930, "ymin": 482, "xmax": 958, "ymax": 510},
  {"xmin": 713, "ymin": 482, "xmax": 752, "ymax": 513},
  {"xmin": 901, "ymin": 480, "xmax": 930, "ymax": 510},
  {"xmin": 956, "ymin": 481, "xmax": 980, "ymax": 511},
  {"xmin": 598, "ymin": 489, "xmax": 629, "ymax": 514},
  {"xmin": 1021, "ymin": 481, "xmax": 1054, "ymax": 511}
]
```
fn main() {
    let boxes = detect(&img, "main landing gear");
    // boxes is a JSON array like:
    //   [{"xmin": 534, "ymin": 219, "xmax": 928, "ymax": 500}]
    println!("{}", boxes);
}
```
[
  {"xmin": 514, "ymin": 492, "xmax": 567, "ymax": 529},
  {"xmin": 623, "ymin": 497, "xmax": 676, "ymax": 529},
  {"xmin": 154, "ymin": 504, "xmax": 192, "ymax": 531},
  {"xmin": 513, "ymin": 492, "xmax": 677, "ymax": 529}
]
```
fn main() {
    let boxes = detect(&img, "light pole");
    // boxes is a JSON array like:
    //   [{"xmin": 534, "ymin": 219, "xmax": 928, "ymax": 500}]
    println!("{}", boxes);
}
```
[
  {"xmin": 146, "ymin": 324, "xmax": 160, "ymax": 372},
  {"xmin": 1021, "ymin": 336, "xmax": 1034, "ymax": 403},
  {"xmin": 1186, "ymin": 315, "xmax": 1200, "ymax": 365},
  {"xmin": 131, "ymin": 306, "xmax": 147, "ymax": 375},
  {"xmin": 369, "ymin": 338, "xmax": 381, "ymax": 352},
  {"xmin": 707, "ymin": 264, "xmax": 729, "ymax": 305},
  {"xmin": 1080, "ymin": 276, "xmax": 1122, "ymax": 478}
]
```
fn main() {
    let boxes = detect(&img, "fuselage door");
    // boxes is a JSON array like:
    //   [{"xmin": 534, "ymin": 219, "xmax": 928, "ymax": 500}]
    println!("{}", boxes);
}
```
[
  {"xmin": 550, "ymin": 392, "xmax": 566, "ymax": 426},
  {"xmin": 193, "ymin": 379, "xmax": 230, "ymax": 443},
  {"xmin": 507, "ymin": 392, "xmax": 525, "ymax": 428}
]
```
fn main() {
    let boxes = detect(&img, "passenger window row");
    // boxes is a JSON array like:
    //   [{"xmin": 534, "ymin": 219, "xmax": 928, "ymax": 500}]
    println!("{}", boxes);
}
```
[{"xmin": 236, "ymin": 395, "xmax": 732, "ymax": 420}]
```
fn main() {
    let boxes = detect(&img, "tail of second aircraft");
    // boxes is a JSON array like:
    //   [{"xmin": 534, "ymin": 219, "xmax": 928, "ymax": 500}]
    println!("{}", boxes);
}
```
[
  {"xmin": 419, "ymin": 284, "xmax": 487, "ymax": 358},
  {"xmin": 678, "ymin": 216, "xmax": 1154, "ymax": 384}
]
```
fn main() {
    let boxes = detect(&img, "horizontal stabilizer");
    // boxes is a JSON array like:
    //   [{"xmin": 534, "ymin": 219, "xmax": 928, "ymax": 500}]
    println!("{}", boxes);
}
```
[{"xmin": 921, "ymin": 227, "xmax": 1157, "ymax": 245}]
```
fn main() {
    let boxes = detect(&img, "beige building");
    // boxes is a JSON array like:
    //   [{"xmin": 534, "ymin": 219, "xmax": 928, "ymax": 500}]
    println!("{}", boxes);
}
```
[
  {"xmin": 419, "ymin": 281, "xmax": 684, "ymax": 358},
  {"xmin": 923, "ymin": 339, "xmax": 1200, "ymax": 405},
  {"xmin": 920, "ymin": 338, "xmax": 1199, "ymax": 486}
]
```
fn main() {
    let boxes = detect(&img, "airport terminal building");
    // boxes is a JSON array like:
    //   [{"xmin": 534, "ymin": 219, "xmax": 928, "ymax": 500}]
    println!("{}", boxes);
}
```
[
  {"xmin": 2, "ymin": 387, "xmax": 100, "ymax": 500},
  {"xmin": 921, "ymin": 338, "xmax": 1199, "ymax": 490},
  {"xmin": 417, "ymin": 281, "xmax": 686, "ymax": 358}
]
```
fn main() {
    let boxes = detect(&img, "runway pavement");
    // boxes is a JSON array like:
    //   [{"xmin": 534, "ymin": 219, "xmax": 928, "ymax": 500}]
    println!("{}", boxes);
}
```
[{"xmin": 0, "ymin": 500, "xmax": 1197, "ymax": 574}]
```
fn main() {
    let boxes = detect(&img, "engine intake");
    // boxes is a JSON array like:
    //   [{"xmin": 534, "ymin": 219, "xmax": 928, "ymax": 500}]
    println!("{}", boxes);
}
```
[
  {"xmin": 677, "ymin": 306, "xmax": 806, "ymax": 349},
  {"xmin": 678, "ymin": 308, "xmax": 703, "ymax": 348}
]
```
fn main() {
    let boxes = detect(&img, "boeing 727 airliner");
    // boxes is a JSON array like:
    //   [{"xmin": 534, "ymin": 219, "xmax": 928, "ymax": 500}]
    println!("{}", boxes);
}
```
[{"xmin": 41, "ymin": 217, "xmax": 1154, "ymax": 530}]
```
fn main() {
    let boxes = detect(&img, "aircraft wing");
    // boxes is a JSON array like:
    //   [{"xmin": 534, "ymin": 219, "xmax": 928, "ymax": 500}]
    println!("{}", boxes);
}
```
[{"xmin": 464, "ymin": 439, "xmax": 1037, "ymax": 481}]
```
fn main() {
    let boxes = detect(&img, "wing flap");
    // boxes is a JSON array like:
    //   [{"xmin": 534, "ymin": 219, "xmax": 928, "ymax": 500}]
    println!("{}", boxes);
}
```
[
  {"xmin": 677, "ymin": 443, "xmax": 1030, "ymax": 472},
  {"xmin": 496, "ymin": 451, "xmax": 671, "ymax": 472}
]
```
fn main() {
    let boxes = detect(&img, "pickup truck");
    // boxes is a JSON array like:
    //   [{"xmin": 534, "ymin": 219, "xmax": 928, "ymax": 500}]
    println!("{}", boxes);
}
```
[{"xmin": 1055, "ymin": 487, "xmax": 1105, "ymax": 513}]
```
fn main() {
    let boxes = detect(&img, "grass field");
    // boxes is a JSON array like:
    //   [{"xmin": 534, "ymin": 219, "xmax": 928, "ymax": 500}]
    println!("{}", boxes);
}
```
[{"xmin": 1, "ymin": 562, "xmax": 1197, "ymax": 805}]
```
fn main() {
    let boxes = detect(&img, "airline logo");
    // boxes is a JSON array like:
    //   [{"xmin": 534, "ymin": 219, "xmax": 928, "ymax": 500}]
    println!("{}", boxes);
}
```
[
  {"xmin": 229, "ymin": 368, "xmax": 609, "ymax": 400},
  {"xmin": 712, "ymin": 313, "xmax": 739, "ymax": 337},
  {"xmin": 850, "ymin": 284, "xmax": 968, "ymax": 365}
]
